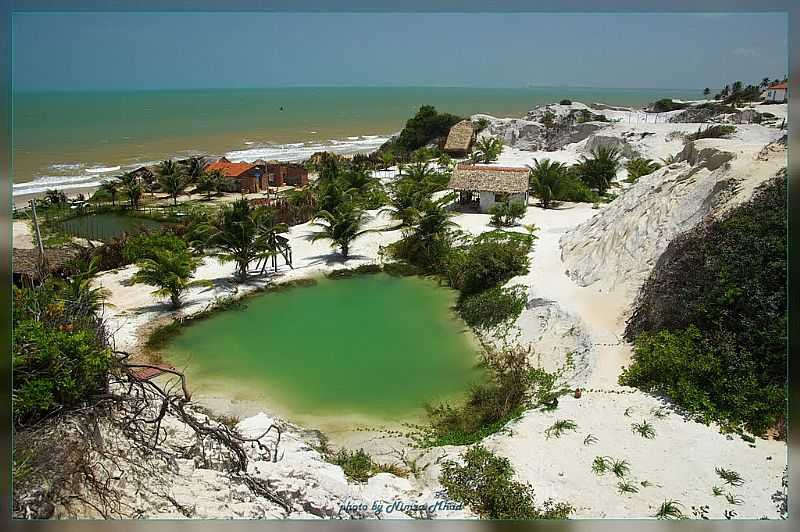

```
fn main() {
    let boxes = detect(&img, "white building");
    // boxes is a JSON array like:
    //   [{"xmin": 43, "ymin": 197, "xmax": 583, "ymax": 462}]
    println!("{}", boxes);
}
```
[
  {"xmin": 765, "ymin": 82, "xmax": 787, "ymax": 103},
  {"xmin": 448, "ymin": 164, "xmax": 529, "ymax": 213}
]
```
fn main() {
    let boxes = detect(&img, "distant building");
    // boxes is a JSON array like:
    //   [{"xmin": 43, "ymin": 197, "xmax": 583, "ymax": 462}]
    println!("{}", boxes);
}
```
[
  {"xmin": 265, "ymin": 162, "xmax": 309, "ymax": 187},
  {"xmin": 443, "ymin": 120, "xmax": 475, "ymax": 157},
  {"xmin": 206, "ymin": 157, "xmax": 265, "ymax": 193},
  {"xmin": 447, "ymin": 164, "xmax": 529, "ymax": 213},
  {"xmin": 765, "ymin": 82, "xmax": 787, "ymax": 103}
]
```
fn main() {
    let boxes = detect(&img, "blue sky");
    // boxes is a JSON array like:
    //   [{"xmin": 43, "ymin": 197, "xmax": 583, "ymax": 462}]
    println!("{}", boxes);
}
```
[{"xmin": 12, "ymin": 12, "xmax": 788, "ymax": 91}]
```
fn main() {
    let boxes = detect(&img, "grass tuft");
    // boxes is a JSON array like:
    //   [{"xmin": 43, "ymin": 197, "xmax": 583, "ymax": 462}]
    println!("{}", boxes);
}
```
[
  {"xmin": 611, "ymin": 459, "xmax": 630, "ymax": 478},
  {"xmin": 544, "ymin": 419, "xmax": 577, "ymax": 439},
  {"xmin": 654, "ymin": 499, "xmax": 684, "ymax": 519},
  {"xmin": 715, "ymin": 467, "xmax": 745, "ymax": 487},
  {"xmin": 617, "ymin": 481, "xmax": 639, "ymax": 494},
  {"xmin": 631, "ymin": 420, "xmax": 656, "ymax": 439}
]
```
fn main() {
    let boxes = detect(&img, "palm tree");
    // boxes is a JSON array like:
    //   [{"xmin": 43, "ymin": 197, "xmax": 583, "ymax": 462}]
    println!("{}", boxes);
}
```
[
  {"xmin": 184, "ymin": 157, "xmax": 206, "ymax": 184},
  {"xmin": 761, "ymin": 77, "xmax": 771, "ymax": 89},
  {"xmin": 624, "ymin": 158, "xmax": 662, "ymax": 183},
  {"xmin": 124, "ymin": 181, "xmax": 143, "ymax": 209},
  {"xmin": 256, "ymin": 211, "xmax": 290, "ymax": 272},
  {"xmin": 731, "ymin": 81, "xmax": 744, "ymax": 94},
  {"xmin": 158, "ymin": 159, "xmax": 179, "ymax": 177},
  {"xmin": 202, "ymin": 198, "xmax": 269, "ymax": 281},
  {"xmin": 131, "ymin": 248, "xmax": 207, "ymax": 309},
  {"xmin": 703, "ymin": 87, "xmax": 711, "ymax": 97},
  {"xmin": 576, "ymin": 146, "xmax": 621, "ymax": 196},
  {"xmin": 472, "ymin": 136, "xmax": 503, "ymax": 164},
  {"xmin": 309, "ymin": 202, "xmax": 371, "ymax": 259},
  {"xmin": 159, "ymin": 172, "xmax": 188, "ymax": 206},
  {"xmin": 403, "ymin": 160, "xmax": 436, "ymax": 182},
  {"xmin": 61, "ymin": 257, "xmax": 111, "ymax": 316},
  {"xmin": 378, "ymin": 151, "xmax": 395, "ymax": 176},
  {"xmin": 528, "ymin": 159, "xmax": 567, "ymax": 209},
  {"xmin": 99, "ymin": 179, "xmax": 121, "ymax": 206}
]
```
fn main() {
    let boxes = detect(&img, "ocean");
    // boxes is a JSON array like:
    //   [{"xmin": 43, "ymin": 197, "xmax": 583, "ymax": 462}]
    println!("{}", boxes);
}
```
[{"xmin": 11, "ymin": 86, "xmax": 701, "ymax": 195}]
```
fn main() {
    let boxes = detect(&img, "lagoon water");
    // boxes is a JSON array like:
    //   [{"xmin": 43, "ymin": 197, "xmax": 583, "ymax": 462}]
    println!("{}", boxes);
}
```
[
  {"xmin": 12, "ymin": 86, "xmax": 702, "ymax": 194},
  {"xmin": 165, "ymin": 274, "xmax": 485, "ymax": 425}
]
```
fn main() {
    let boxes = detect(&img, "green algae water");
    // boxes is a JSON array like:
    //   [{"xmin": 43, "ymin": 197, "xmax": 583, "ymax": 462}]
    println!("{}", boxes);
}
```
[
  {"xmin": 166, "ymin": 274, "xmax": 484, "ymax": 425},
  {"xmin": 58, "ymin": 213, "xmax": 164, "ymax": 242}
]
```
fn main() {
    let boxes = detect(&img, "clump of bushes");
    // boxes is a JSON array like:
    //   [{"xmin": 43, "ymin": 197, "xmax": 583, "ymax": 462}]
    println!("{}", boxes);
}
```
[
  {"xmin": 440, "ymin": 445, "xmax": 573, "ymax": 519},
  {"xmin": 489, "ymin": 201, "xmax": 526, "ymax": 227},
  {"xmin": 447, "ymin": 230, "xmax": 534, "ymax": 297},
  {"xmin": 685, "ymin": 124, "xmax": 736, "ymax": 141},
  {"xmin": 622, "ymin": 176, "xmax": 786, "ymax": 436},
  {"xmin": 329, "ymin": 448, "xmax": 406, "ymax": 482},
  {"xmin": 458, "ymin": 285, "xmax": 527, "ymax": 330},
  {"xmin": 379, "ymin": 105, "xmax": 462, "ymax": 155},
  {"xmin": 559, "ymin": 99, "xmax": 572, "ymax": 105},
  {"xmin": 650, "ymin": 98, "xmax": 690, "ymax": 113}
]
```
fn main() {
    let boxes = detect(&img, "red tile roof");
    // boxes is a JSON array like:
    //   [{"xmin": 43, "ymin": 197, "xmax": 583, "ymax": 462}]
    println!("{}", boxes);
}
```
[
  {"xmin": 769, "ymin": 82, "xmax": 787, "ymax": 90},
  {"xmin": 207, "ymin": 160, "xmax": 257, "ymax": 177}
]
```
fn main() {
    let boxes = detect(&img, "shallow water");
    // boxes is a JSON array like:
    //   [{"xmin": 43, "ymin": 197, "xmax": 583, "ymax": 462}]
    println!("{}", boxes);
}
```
[
  {"xmin": 165, "ymin": 274, "xmax": 485, "ymax": 426},
  {"xmin": 58, "ymin": 213, "xmax": 164, "ymax": 242}
]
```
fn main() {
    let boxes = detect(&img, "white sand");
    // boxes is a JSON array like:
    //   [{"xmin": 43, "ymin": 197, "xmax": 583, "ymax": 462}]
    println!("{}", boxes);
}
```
[{"xmin": 91, "ymin": 101, "xmax": 788, "ymax": 519}]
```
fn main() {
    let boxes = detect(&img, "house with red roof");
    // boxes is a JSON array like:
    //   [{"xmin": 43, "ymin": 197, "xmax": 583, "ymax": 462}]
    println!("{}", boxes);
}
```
[
  {"xmin": 206, "ymin": 157, "xmax": 265, "ymax": 193},
  {"xmin": 765, "ymin": 82, "xmax": 787, "ymax": 103}
]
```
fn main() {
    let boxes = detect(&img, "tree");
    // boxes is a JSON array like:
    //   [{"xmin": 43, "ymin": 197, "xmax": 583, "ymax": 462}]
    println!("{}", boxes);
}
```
[
  {"xmin": 255, "ymin": 210, "xmax": 290, "ymax": 273},
  {"xmin": 761, "ymin": 77, "xmax": 771, "ymax": 89},
  {"xmin": 131, "ymin": 248, "xmax": 207, "ymax": 309},
  {"xmin": 703, "ymin": 87, "xmax": 711, "ymax": 97},
  {"xmin": 396, "ymin": 105, "xmax": 462, "ymax": 153},
  {"xmin": 158, "ymin": 159, "xmax": 179, "ymax": 177},
  {"xmin": 159, "ymin": 172, "xmax": 188, "ymax": 206},
  {"xmin": 528, "ymin": 158, "xmax": 567, "ymax": 209},
  {"xmin": 575, "ymin": 146, "xmax": 621, "ymax": 195},
  {"xmin": 731, "ymin": 81, "xmax": 744, "ymax": 94},
  {"xmin": 202, "ymin": 199, "xmax": 270, "ymax": 281},
  {"xmin": 378, "ymin": 151, "xmax": 395, "ymax": 175},
  {"xmin": 309, "ymin": 202, "xmax": 371, "ymax": 259},
  {"xmin": 99, "ymin": 179, "xmax": 121, "ymax": 206},
  {"xmin": 196, "ymin": 169, "xmax": 226, "ymax": 200},
  {"xmin": 625, "ymin": 158, "xmax": 661, "ymax": 183},
  {"xmin": 124, "ymin": 181, "xmax": 143, "ymax": 209},
  {"xmin": 184, "ymin": 157, "xmax": 206, "ymax": 183},
  {"xmin": 472, "ymin": 136, "xmax": 503, "ymax": 164}
]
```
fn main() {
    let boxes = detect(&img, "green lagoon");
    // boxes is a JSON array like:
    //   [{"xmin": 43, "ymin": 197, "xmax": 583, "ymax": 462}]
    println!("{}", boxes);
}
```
[
  {"xmin": 58, "ymin": 213, "xmax": 164, "ymax": 242},
  {"xmin": 166, "ymin": 274, "xmax": 485, "ymax": 424}
]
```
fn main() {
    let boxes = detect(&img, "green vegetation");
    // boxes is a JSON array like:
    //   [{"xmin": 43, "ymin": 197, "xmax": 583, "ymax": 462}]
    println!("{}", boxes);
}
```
[
  {"xmin": 622, "ymin": 176, "xmax": 785, "ymax": 436},
  {"xmin": 583, "ymin": 434, "xmax": 598, "ymax": 445},
  {"xmin": 651, "ymin": 99, "xmax": 690, "ymax": 113},
  {"xmin": 13, "ymin": 268, "xmax": 112, "ymax": 424},
  {"xmin": 617, "ymin": 481, "xmax": 638, "ymax": 494},
  {"xmin": 310, "ymin": 202, "xmax": 371, "ymax": 259},
  {"xmin": 528, "ymin": 158, "xmax": 567, "ymax": 209},
  {"xmin": 624, "ymin": 158, "xmax": 661, "ymax": 183},
  {"xmin": 575, "ymin": 146, "xmax": 621, "ymax": 196},
  {"xmin": 559, "ymin": 99, "xmax": 572, "ymax": 105},
  {"xmin": 712, "ymin": 486, "xmax": 725, "ymax": 497},
  {"xmin": 592, "ymin": 456, "xmax": 610, "ymax": 475},
  {"xmin": 488, "ymin": 201, "xmax": 526, "ymax": 227},
  {"xmin": 631, "ymin": 420, "xmax": 656, "ymax": 439},
  {"xmin": 457, "ymin": 285, "xmax": 527, "ymax": 330},
  {"xmin": 131, "ymin": 247, "xmax": 208, "ymax": 309},
  {"xmin": 611, "ymin": 459, "xmax": 630, "ymax": 478},
  {"xmin": 715, "ymin": 467, "xmax": 745, "ymax": 487},
  {"xmin": 380, "ymin": 105, "xmax": 462, "ymax": 156},
  {"xmin": 439, "ymin": 445, "xmax": 573, "ymax": 519},
  {"xmin": 329, "ymin": 448, "xmax": 407, "ymax": 483},
  {"xmin": 685, "ymin": 124, "xmax": 736, "ymax": 141},
  {"xmin": 544, "ymin": 419, "xmax": 577, "ymax": 439},
  {"xmin": 654, "ymin": 499, "xmax": 685, "ymax": 519},
  {"xmin": 447, "ymin": 230, "xmax": 534, "ymax": 297},
  {"xmin": 471, "ymin": 136, "xmax": 503, "ymax": 164}
]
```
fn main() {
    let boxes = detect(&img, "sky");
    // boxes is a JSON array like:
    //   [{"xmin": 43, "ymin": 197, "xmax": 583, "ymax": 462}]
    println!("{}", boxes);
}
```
[{"xmin": 12, "ymin": 12, "xmax": 788, "ymax": 91}]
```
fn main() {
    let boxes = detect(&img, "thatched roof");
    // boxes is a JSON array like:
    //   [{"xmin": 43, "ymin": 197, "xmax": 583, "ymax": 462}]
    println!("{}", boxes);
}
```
[
  {"xmin": 444, "ymin": 120, "xmax": 475, "ymax": 153},
  {"xmin": 13, "ymin": 246, "xmax": 84, "ymax": 281},
  {"xmin": 448, "ymin": 164, "xmax": 529, "ymax": 193}
]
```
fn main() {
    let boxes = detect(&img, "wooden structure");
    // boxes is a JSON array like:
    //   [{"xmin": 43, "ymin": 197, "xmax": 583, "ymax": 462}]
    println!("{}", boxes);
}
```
[
  {"xmin": 206, "ymin": 157, "xmax": 265, "ymax": 193},
  {"xmin": 12, "ymin": 246, "xmax": 85, "ymax": 286},
  {"xmin": 448, "ymin": 164, "xmax": 529, "ymax": 213},
  {"xmin": 443, "ymin": 120, "xmax": 475, "ymax": 156},
  {"xmin": 265, "ymin": 162, "xmax": 309, "ymax": 187}
]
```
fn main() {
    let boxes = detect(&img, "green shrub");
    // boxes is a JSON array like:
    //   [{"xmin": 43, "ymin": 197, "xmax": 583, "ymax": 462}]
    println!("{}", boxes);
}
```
[
  {"xmin": 458, "ymin": 285, "xmax": 527, "ymax": 329},
  {"xmin": 623, "ymin": 176, "xmax": 786, "ymax": 435},
  {"xmin": 625, "ymin": 158, "xmax": 662, "ymax": 183},
  {"xmin": 13, "ymin": 320, "xmax": 111, "ymax": 423},
  {"xmin": 123, "ymin": 231, "xmax": 187, "ymax": 263},
  {"xmin": 557, "ymin": 169, "xmax": 601, "ymax": 203},
  {"xmin": 575, "ymin": 146, "xmax": 621, "ymax": 196},
  {"xmin": 685, "ymin": 125, "xmax": 736, "ymax": 141},
  {"xmin": 448, "ymin": 230, "xmax": 534, "ymax": 296},
  {"xmin": 651, "ymin": 99, "xmax": 689, "ymax": 113},
  {"xmin": 440, "ymin": 445, "xmax": 573, "ymax": 519},
  {"xmin": 329, "ymin": 448, "xmax": 406, "ymax": 482},
  {"xmin": 489, "ymin": 201, "xmax": 526, "ymax": 227},
  {"xmin": 559, "ymin": 99, "xmax": 572, "ymax": 105}
]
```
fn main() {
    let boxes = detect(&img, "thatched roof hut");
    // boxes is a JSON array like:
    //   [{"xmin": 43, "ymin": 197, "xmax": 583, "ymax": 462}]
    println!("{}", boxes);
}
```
[
  {"xmin": 444, "ymin": 120, "xmax": 475, "ymax": 155},
  {"xmin": 12, "ymin": 246, "xmax": 86, "ymax": 286},
  {"xmin": 448, "ymin": 164, "xmax": 529, "ymax": 193}
]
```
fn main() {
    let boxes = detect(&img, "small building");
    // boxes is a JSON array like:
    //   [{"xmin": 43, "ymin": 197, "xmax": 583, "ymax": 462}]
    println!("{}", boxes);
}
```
[
  {"xmin": 443, "ymin": 120, "xmax": 475, "ymax": 157},
  {"xmin": 765, "ymin": 82, "xmax": 787, "ymax": 103},
  {"xmin": 12, "ymin": 246, "xmax": 85, "ymax": 287},
  {"xmin": 447, "ymin": 164, "xmax": 529, "ymax": 213},
  {"xmin": 206, "ymin": 157, "xmax": 265, "ymax": 193},
  {"xmin": 265, "ymin": 162, "xmax": 309, "ymax": 187}
]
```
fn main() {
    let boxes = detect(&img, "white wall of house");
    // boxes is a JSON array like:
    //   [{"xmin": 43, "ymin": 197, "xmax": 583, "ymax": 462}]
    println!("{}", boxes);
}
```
[
  {"xmin": 478, "ymin": 191, "xmax": 528, "ymax": 213},
  {"xmin": 766, "ymin": 88, "xmax": 787, "ymax": 102}
]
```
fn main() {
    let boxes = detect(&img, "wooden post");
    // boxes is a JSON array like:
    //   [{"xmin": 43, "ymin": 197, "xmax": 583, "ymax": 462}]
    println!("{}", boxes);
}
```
[{"xmin": 29, "ymin": 199, "xmax": 45, "ymax": 268}]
